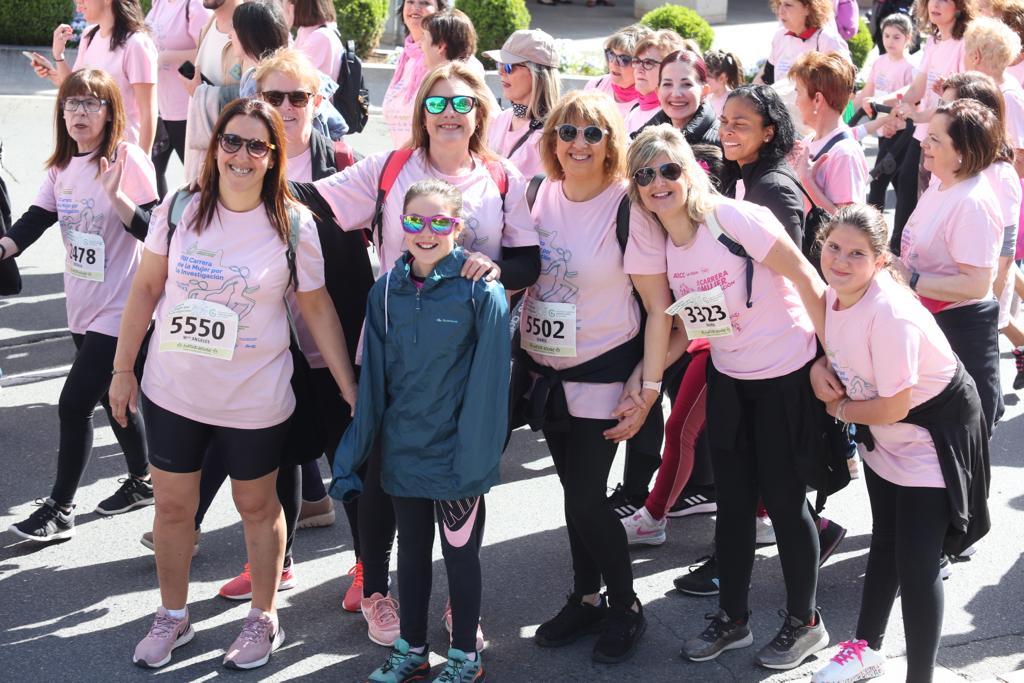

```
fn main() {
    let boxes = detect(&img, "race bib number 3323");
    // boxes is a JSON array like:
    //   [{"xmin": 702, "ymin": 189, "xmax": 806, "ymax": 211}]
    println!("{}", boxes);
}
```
[
  {"xmin": 159, "ymin": 299, "xmax": 239, "ymax": 360},
  {"xmin": 665, "ymin": 286, "xmax": 733, "ymax": 338}
]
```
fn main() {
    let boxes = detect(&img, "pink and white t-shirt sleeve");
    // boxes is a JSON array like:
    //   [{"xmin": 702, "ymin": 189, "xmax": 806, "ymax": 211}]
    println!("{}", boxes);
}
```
[
  {"xmin": 499, "ymin": 160, "xmax": 540, "ymax": 249},
  {"xmin": 1000, "ymin": 77, "xmax": 1024, "ymax": 149},
  {"xmin": 294, "ymin": 211, "xmax": 327, "ymax": 293},
  {"xmin": 914, "ymin": 36, "xmax": 965, "ymax": 142},
  {"xmin": 623, "ymin": 208, "xmax": 668, "ymax": 275},
  {"xmin": 312, "ymin": 151, "xmax": 385, "ymax": 232},
  {"xmin": 296, "ymin": 25, "xmax": 342, "ymax": 79},
  {"xmin": 808, "ymin": 130, "xmax": 869, "ymax": 205}
]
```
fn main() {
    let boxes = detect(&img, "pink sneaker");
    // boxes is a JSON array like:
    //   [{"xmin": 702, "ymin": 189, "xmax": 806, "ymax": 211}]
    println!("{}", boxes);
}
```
[
  {"xmin": 442, "ymin": 597, "xmax": 486, "ymax": 652},
  {"xmin": 218, "ymin": 562, "xmax": 297, "ymax": 600},
  {"xmin": 223, "ymin": 608, "xmax": 285, "ymax": 670},
  {"xmin": 342, "ymin": 561, "xmax": 364, "ymax": 613},
  {"xmin": 360, "ymin": 592, "xmax": 401, "ymax": 646},
  {"xmin": 133, "ymin": 606, "xmax": 194, "ymax": 668}
]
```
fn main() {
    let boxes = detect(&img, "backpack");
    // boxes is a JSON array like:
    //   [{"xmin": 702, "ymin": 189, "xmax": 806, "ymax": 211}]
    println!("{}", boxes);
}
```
[
  {"xmin": 166, "ymin": 188, "xmax": 301, "ymax": 289},
  {"xmin": 369, "ymin": 148, "xmax": 509, "ymax": 253},
  {"xmin": 526, "ymin": 174, "xmax": 631, "ymax": 255},
  {"xmin": 506, "ymin": 119, "xmax": 545, "ymax": 160},
  {"xmin": 329, "ymin": 30, "xmax": 370, "ymax": 134}
]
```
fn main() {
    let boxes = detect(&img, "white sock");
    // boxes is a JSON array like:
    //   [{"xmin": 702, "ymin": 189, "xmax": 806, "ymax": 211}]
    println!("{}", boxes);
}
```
[
  {"xmin": 164, "ymin": 607, "xmax": 187, "ymax": 620},
  {"xmin": 466, "ymin": 651, "xmax": 477, "ymax": 661},
  {"xmin": 409, "ymin": 644, "xmax": 426, "ymax": 655}
]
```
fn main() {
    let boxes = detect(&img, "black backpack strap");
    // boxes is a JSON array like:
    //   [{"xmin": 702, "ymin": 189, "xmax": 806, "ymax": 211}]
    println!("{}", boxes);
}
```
[
  {"xmin": 615, "ymin": 194, "xmax": 631, "ymax": 253},
  {"xmin": 705, "ymin": 208, "xmax": 753, "ymax": 308},
  {"xmin": 526, "ymin": 173, "xmax": 545, "ymax": 212},
  {"xmin": 811, "ymin": 130, "xmax": 852, "ymax": 162},
  {"xmin": 507, "ymin": 119, "xmax": 544, "ymax": 159},
  {"xmin": 166, "ymin": 187, "xmax": 195, "ymax": 247},
  {"xmin": 771, "ymin": 167, "xmax": 819, "ymax": 209}
]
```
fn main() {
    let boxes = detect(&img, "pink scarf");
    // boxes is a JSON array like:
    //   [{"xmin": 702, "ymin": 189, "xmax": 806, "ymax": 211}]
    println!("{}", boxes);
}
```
[
  {"xmin": 611, "ymin": 82, "xmax": 638, "ymax": 103},
  {"xmin": 637, "ymin": 90, "xmax": 661, "ymax": 111},
  {"xmin": 393, "ymin": 35, "xmax": 428, "ymax": 104}
]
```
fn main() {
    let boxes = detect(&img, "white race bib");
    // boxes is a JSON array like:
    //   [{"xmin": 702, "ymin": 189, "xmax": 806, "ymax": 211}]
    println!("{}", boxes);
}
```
[
  {"xmin": 666, "ymin": 286, "xmax": 733, "ymax": 338},
  {"xmin": 65, "ymin": 230, "xmax": 105, "ymax": 282},
  {"xmin": 521, "ymin": 298, "xmax": 577, "ymax": 357},
  {"xmin": 159, "ymin": 299, "xmax": 239, "ymax": 360}
]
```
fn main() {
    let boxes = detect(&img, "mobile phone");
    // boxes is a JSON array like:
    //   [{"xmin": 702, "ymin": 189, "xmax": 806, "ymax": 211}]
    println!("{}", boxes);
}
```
[
  {"xmin": 178, "ymin": 60, "xmax": 197, "ymax": 80},
  {"xmin": 22, "ymin": 51, "xmax": 46, "ymax": 66}
]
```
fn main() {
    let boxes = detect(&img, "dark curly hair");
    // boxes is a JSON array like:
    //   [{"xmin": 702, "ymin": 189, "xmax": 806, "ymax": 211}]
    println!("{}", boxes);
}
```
[{"xmin": 725, "ymin": 84, "xmax": 796, "ymax": 163}]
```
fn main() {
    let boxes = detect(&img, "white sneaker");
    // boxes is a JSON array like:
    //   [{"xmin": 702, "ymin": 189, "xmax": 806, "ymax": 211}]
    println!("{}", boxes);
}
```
[
  {"xmin": 622, "ymin": 506, "xmax": 666, "ymax": 546},
  {"xmin": 755, "ymin": 514, "xmax": 776, "ymax": 545},
  {"xmin": 812, "ymin": 639, "xmax": 885, "ymax": 682},
  {"xmin": 847, "ymin": 453, "xmax": 862, "ymax": 480}
]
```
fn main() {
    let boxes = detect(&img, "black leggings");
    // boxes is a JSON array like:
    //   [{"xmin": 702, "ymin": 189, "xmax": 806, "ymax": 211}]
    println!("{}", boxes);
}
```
[
  {"xmin": 360, "ymin": 443, "xmax": 397, "ymax": 597},
  {"xmin": 709, "ymin": 372, "xmax": 819, "ymax": 623},
  {"xmin": 152, "ymin": 118, "xmax": 187, "ymax": 199},
  {"xmin": 891, "ymin": 136, "xmax": 922, "ymax": 255},
  {"xmin": 392, "ymin": 495, "xmax": 486, "ymax": 653},
  {"xmin": 867, "ymin": 123, "xmax": 912, "ymax": 211},
  {"xmin": 857, "ymin": 466, "xmax": 949, "ymax": 683},
  {"xmin": 51, "ymin": 332, "xmax": 149, "ymax": 507},
  {"xmin": 545, "ymin": 417, "xmax": 636, "ymax": 609}
]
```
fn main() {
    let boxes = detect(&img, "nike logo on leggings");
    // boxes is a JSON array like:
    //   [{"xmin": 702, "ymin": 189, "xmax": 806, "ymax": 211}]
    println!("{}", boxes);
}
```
[{"xmin": 438, "ymin": 497, "xmax": 480, "ymax": 549}]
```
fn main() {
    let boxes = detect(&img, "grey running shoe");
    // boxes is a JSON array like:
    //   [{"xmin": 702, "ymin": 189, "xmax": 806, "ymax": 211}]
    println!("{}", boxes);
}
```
[
  {"xmin": 680, "ymin": 609, "xmax": 753, "ymax": 662},
  {"xmin": 95, "ymin": 476, "xmax": 154, "ymax": 515},
  {"xmin": 755, "ymin": 609, "xmax": 829, "ymax": 670},
  {"xmin": 8, "ymin": 499, "xmax": 75, "ymax": 542}
]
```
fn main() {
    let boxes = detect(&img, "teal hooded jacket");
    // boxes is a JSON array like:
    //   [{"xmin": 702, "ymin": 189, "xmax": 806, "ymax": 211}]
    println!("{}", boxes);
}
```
[{"xmin": 330, "ymin": 247, "xmax": 511, "ymax": 502}]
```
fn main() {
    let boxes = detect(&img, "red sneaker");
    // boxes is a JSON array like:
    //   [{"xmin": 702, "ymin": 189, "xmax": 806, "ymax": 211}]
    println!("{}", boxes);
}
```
[
  {"xmin": 342, "ymin": 561, "xmax": 364, "ymax": 613},
  {"xmin": 218, "ymin": 563, "xmax": 297, "ymax": 601}
]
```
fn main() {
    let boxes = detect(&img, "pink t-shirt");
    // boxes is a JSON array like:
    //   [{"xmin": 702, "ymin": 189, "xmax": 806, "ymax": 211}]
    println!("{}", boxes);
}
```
[
  {"xmin": 1000, "ymin": 77, "xmax": 1024, "ymax": 149},
  {"xmin": 913, "ymin": 35, "xmax": 965, "ymax": 142},
  {"xmin": 146, "ymin": 0, "xmax": 211, "ymax": 121},
  {"xmin": 381, "ymin": 37, "xmax": 427, "ymax": 148},
  {"xmin": 313, "ymin": 148, "xmax": 538, "ymax": 273},
  {"xmin": 825, "ymin": 272, "xmax": 954, "ymax": 488},
  {"xmin": 625, "ymin": 102, "xmax": 661, "ymax": 135},
  {"xmin": 806, "ymin": 124, "xmax": 869, "ymax": 205},
  {"xmin": 708, "ymin": 91, "xmax": 728, "ymax": 117},
  {"xmin": 1008, "ymin": 59, "xmax": 1024, "ymax": 87},
  {"xmin": 625, "ymin": 198, "xmax": 818, "ymax": 380},
  {"xmin": 524, "ymin": 180, "xmax": 646, "ymax": 419},
  {"xmin": 141, "ymin": 194, "xmax": 326, "ymax": 428},
  {"xmin": 295, "ymin": 25, "xmax": 342, "ymax": 81},
  {"xmin": 32, "ymin": 143, "xmax": 158, "ymax": 337},
  {"xmin": 488, "ymin": 108, "xmax": 544, "ymax": 179},
  {"xmin": 868, "ymin": 53, "xmax": 915, "ymax": 96},
  {"xmin": 982, "ymin": 161, "xmax": 1022, "ymax": 328},
  {"xmin": 899, "ymin": 172, "xmax": 1002, "ymax": 306},
  {"xmin": 73, "ymin": 30, "xmax": 158, "ymax": 145},
  {"xmin": 770, "ymin": 25, "xmax": 851, "ymax": 84},
  {"xmin": 585, "ymin": 75, "xmax": 636, "ymax": 119}
]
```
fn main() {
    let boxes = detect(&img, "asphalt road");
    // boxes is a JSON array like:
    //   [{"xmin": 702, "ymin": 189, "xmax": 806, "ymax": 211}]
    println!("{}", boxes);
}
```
[{"xmin": 1, "ymin": 91, "xmax": 1023, "ymax": 683}]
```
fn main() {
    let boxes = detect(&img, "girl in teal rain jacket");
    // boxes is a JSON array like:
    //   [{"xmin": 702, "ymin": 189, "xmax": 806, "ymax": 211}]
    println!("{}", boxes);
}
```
[{"xmin": 332, "ymin": 179, "xmax": 509, "ymax": 683}]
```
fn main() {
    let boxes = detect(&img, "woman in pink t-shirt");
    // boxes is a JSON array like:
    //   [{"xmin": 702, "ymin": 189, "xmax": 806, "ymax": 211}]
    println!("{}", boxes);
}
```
[
  {"xmin": 625, "ymin": 31, "xmax": 687, "ymax": 135},
  {"xmin": 285, "ymin": 0, "xmax": 343, "ymax": 81},
  {"xmin": 809, "ymin": 205, "xmax": 986, "ymax": 683},
  {"xmin": 757, "ymin": 0, "xmax": 851, "ymax": 85},
  {"xmin": 485, "ymin": 29, "xmax": 561, "ymax": 180},
  {"xmin": 2, "ymin": 69, "xmax": 158, "ymax": 543},
  {"xmin": 584, "ymin": 24, "xmax": 651, "ymax": 119},
  {"xmin": 36, "ymin": 0, "xmax": 158, "ymax": 155},
  {"xmin": 894, "ymin": 99, "xmax": 1004, "ymax": 432},
  {"xmin": 382, "ymin": 0, "xmax": 448, "ymax": 147},
  {"xmin": 109, "ymin": 99, "xmax": 357, "ymax": 670},
  {"xmin": 625, "ymin": 124, "xmax": 835, "ymax": 668}
]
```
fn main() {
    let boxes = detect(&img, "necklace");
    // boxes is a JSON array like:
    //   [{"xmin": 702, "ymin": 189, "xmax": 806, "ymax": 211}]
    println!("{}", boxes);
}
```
[{"xmin": 512, "ymin": 103, "xmax": 528, "ymax": 118}]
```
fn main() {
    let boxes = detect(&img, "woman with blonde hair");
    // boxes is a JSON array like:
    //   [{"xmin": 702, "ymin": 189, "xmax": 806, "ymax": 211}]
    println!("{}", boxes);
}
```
[{"xmin": 625, "ymin": 124, "xmax": 839, "ymax": 669}]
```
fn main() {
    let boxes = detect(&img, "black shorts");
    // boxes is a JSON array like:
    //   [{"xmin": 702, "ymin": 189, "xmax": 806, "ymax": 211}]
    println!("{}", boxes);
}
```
[{"xmin": 141, "ymin": 393, "xmax": 289, "ymax": 480}]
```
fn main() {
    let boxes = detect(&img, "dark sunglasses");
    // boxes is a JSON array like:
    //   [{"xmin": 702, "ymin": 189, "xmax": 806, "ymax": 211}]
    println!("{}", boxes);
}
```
[
  {"xmin": 604, "ymin": 49, "xmax": 634, "ymax": 68},
  {"xmin": 423, "ymin": 95, "xmax": 477, "ymax": 115},
  {"xmin": 217, "ymin": 133, "xmax": 276, "ymax": 158},
  {"xmin": 633, "ymin": 162, "xmax": 683, "ymax": 187},
  {"xmin": 557, "ymin": 124, "xmax": 608, "ymax": 145},
  {"xmin": 498, "ymin": 62, "xmax": 525, "ymax": 75},
  {"xmin": 634, "ymin": 57, "xmax": 661, "ymax": 72},
  {"xmin": 259, "ymin": 90, "xmax": 312, "ymax": 107},
  {"xmin": 400, "ymin": 213, "xmax": 460, "ymax": 235}
]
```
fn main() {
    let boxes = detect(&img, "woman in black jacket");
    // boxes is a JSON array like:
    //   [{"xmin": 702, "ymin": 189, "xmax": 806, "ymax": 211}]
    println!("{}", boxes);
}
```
[{"xmin": 632, "ymin": 50, "xmax": 720, "ymax": 150}]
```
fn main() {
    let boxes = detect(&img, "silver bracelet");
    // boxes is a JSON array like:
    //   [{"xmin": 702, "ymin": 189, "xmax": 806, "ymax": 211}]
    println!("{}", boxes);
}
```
[{"xmin": 835, "ymin": 398, "xmax": 850, "ymax": 424}]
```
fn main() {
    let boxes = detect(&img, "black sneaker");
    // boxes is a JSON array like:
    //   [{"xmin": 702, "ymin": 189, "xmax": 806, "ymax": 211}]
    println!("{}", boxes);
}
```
[
  {"xmin": 673, "ymin": 555, "xmax": 719, "ymax": 596},
  {"xmin": 680, "ymin": 609, "xmax": 753, "ymax": 661},
  {"xmin": 606, "ymin": 484, "xmax": 646, "ymax": 520},
  {"xmin": 535, "ymin": 593, "xmax": 609, "ymax": 647},
  {"xmin": 8, "ymin": 499, "xmax": 76, "ymax": 542},
  {"xmin": 818, "ymin": 518, "xmax": 847, "ymax": 567},
  {"xmin": 95, "ymin": 476, "xmax": 155, "ymax": 516},
  {"xmin": 1013, "ymin": 349, "xmax": 1024, "ymax": 391},
  {"xmin": 754, "ymin": 609, "xmax": 829, "ymax": 670},
  {"xmin": 592, "ymin": 600, "xmax": 646, "ymax": 663},
  {"xmin": 666, "ymin": 489, "xmax": 717, "ymax": 518}
]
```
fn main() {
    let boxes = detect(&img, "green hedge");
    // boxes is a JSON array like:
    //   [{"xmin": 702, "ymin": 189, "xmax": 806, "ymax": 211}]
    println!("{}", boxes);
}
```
[
  {"xmin": 640, "ymin": 4, "xmax": 714, "ymax": 53},
  {"xmin": 0, "ymin": 0, "xmax": 74, "ymax": 46},
  {"xmin": 457, "ymin": 0, "xmax": 531, "ymax": 62},
  {"xmin": 847, "ymin": 16, "xmax": 873, "ymax": 70},
  {"xmin": 335, "ymin": 0, "xmax": 388, "ymax": 59}
]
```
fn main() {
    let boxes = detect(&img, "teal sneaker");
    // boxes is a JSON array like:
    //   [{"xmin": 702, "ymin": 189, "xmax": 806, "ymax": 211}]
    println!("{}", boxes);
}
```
[
  {"xmin": 367, "ymin": 638, "xmax": 431, "ymax": 683},
  {"xmin": 433, "ymin": 648, "xmax": 484, "ymax": 682}
]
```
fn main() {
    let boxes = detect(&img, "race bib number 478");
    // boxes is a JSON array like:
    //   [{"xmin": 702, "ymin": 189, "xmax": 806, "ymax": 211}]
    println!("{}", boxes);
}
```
[
  {"xmin": 65, "ymin": 230, "xmax": 105, "ymax": 282},
  {"xmin": 159, "ymin": 299, "xmax": 239, "ymax": 360}
]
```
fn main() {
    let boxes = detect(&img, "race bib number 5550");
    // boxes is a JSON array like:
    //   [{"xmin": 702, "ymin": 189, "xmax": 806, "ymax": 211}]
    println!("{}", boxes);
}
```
[{"xmin": 159, "ymin": 299, "xmax": 239, "ymax": 360}]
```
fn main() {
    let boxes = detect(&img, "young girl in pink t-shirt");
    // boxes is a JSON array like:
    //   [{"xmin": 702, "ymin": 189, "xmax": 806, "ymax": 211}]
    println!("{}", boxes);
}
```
[
  {"xmin": 810, "ymin": 204, "xmax": 986, "ymax": 683},
  {"xmin": 2, "ymin": 69, "xmax": 158, "ymax": 543},
  {"xmin": 703, "ymin": 49, "xmax": 743, "ymax": 117}
]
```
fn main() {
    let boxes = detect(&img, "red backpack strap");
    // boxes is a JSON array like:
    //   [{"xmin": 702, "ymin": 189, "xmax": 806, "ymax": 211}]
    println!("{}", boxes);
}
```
[
  {"xmin": 484, "ymin": 159, "xmax": 509, "ymax": 203},
  {"xmin": 371, "ymin": 148, "xmax": 415, "ymax": 250},
  {"xmin": 333, "ymin": 140, "xmax": 356, "ymax": 172}
]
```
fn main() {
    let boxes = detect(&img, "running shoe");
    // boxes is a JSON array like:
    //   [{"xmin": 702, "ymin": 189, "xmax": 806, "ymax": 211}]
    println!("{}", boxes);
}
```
[
  {"xmin": 140, "ymin": 527, "xmax": 201, "ymax": 556},
  {"xmin": 754, "ymin": 609, "xmax": 829, "ymax": 670},
  {"xmin": 95, "ymin": 476, "xmax": 154, "ymax": 515},
  {"xmin": 367, "ymin": 638, "xmax": 430, "ymax": 682},
  {"xmin": 622, "ymin": 506, "xmax": 667, "ymax": 546},
  {"xmin": 343, "ymin": 561, "xmax": 365, "ymax": 613},
  {"xmin": 673, "ymin": 555, "xmax": 719, "ymax": 596},
  {"xmin": 362, "ymin": 592, "xmax": 401, "ymax": 647},
  {"xmin": 953, "ymin": 544, "xmax": 977, "ymax": 561},
  {"xmin": 8, "ymin": 498, "xmax": 75, "ymax": 542},
  {"xmin": 223, "ymin": 608, "xmax": 285, "ymax": 670},
  {"xmin": 606, "ymin": 484, "xmax": 646, "ymax": 520},
  {"xmin": 534, "ymin": 593, "xmax": 608, "ymax": 647},
  {"xmin": 666, "ymin": 490, "xmax": 717, "ymax": 518},
  {"xmin": 755, "ymin": 514, "xmax": 777, "ymax": 545},
  {"xmin": 593, "ymin": 600, "xmax": 646, "ymax": 663},
  {"xmin": 680, "ymin": 609, "xmax": 753, "ymax": 662},
  {"xmin": 939, "ymin": 554, "xmax": 952, "ymax": 580},
  {"xmin": 811, "ymin": 639, "xmax": 885, "ymax": 682},
  {"xmin": 442, "ymin": 598, "xmax": 485, "ymax": 652},
  {"xmin": 297, "ymin": 495, "xmax": 336, "ymax": 529},
  {"xmin": 818, "ymin": 518, "xmax": 847, "ymax": 567},
  {"xmin": 218, "ymin": 562, "xmax": 297, "ymax": 601},
  {"xmin": 433, "ymin": 648, "xmax": 484, "ymax": 682},
  {"xmin": 133, "ymin": 606, "xmax": 194, "ymax": 669},
  {"xmin": 1013, "ymin": 348, "xmax": 1024, "ymax": 390},
  {"xmin": 846, "ymin": 453, "xmax": 862, "ymax": 480}
]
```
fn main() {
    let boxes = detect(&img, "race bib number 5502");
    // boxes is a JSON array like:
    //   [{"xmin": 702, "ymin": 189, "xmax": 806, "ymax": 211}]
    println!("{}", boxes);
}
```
[
  {"xmin": 159, "ymin": 299, "xmax": 239, "ymax": 360},
  {"xmin": 521, "ymin": 298, "xmax": 577, "ymax": 357}
]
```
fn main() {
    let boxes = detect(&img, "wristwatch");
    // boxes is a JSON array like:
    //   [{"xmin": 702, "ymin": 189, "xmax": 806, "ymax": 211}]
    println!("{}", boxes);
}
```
[
  {"xmin": 909, "ymin": 271, "xmax": 920, "ymax": 291},
  {"xmin": 641, "ymin": 380, "xmax": 662, "ymax": 393}
]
